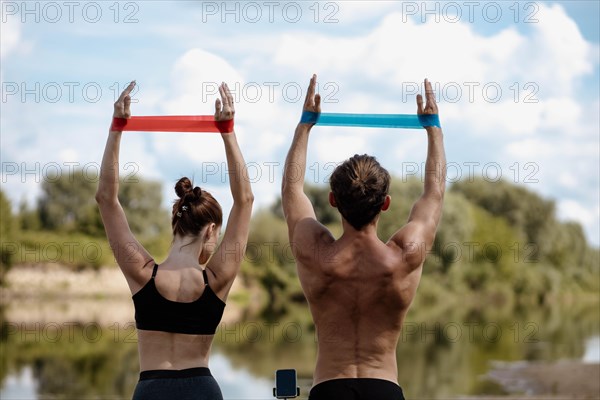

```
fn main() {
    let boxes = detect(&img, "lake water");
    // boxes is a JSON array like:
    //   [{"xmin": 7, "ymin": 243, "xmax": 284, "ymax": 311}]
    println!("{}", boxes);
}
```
[{"xmin": 1, "ymin": 299, "xmax": 598, "ymax": 399}]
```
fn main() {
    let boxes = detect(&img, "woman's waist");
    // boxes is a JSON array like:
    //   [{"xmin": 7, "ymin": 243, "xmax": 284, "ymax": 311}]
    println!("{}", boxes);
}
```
[
  {"xmin": 139, "ymin": 354, "xmax": 211, "ymax": 372},
  {"xmin": 137, "ymin": 331, "xmax": 213, "ymax": 371},
  {"xmin": 139, "ymin": 367, "xmax": 213, "ymax": 380}
]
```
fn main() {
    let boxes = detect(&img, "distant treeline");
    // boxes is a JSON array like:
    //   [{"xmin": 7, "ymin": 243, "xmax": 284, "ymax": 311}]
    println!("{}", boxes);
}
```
[
  {"xmin": 0, "ymin": 169, "xmax": 172, "ymax": 280},
  {"xmin": 1, "ymin": 169, "xmax": 598, "ymax": 312},
  {"xmin": 243, "ymin": 177, "xmax": 599, "ymax": 315}
]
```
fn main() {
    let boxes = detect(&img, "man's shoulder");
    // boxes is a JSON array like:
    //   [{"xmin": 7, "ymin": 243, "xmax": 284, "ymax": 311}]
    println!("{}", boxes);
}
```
[{"xmin": 292, "ymin": 219, "xmax": 335, "ymax": 256}]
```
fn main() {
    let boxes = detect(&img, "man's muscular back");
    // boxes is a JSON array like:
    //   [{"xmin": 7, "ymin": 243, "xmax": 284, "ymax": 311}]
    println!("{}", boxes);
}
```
[
  {"xmin": 281, "ymin": 76, "xmax": 445, "ymax": 398},
  {"xmin": 293, "ymin": 218, "xmax": 424, "ymax": 385}
]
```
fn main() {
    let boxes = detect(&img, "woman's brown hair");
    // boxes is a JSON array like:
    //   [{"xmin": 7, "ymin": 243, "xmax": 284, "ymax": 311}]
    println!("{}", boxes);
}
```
[{"xmin": 172, "ymin": 177, "xmax": 222, "ymax": 236}]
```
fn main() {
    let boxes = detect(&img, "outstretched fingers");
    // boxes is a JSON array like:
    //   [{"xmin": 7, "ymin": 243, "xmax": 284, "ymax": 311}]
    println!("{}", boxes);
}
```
[
  {"xmin": 303, "ymin": 74, "xmax": 318, "ymax": 111},
  {"xmin": 416, "ymin": 94, "xmax": 424, "ymax": 115},
  {"xmin": 218, "ymin": 82, "xmax": 235, "ymax": 119},
  {"xmin": 424, "ymin": 79, "xmax": 438, "ymax": 114},
  {"xmin": 117, "ymin": 81, "xmax": 136, "ymax": 103},
  {"xmin": 113, "ymin": 80, "xmax": 135, "ymax": 118},
  {"xmin": 225, "ymin": 83, "xmax": 235, "ymax": 114},
  {"xmin": 215, "ymin": 98, "xmax": 222, "ymax": 118}
]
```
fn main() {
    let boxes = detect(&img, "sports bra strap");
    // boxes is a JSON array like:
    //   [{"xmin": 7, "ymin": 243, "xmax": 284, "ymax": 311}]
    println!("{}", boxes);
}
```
[
  {"xmin": 151, "ymin": 263, "xmax": 159, "ymax": 279},
  {"xmin": 202, "ymin": 268, "xmax": 209, "ymax": 286}
]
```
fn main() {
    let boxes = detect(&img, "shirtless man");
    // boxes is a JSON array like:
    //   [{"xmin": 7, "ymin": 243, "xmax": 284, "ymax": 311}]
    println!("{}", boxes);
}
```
[{"xmin": 281, "ymin": 75, "xmax": 446, "ymax": 399}]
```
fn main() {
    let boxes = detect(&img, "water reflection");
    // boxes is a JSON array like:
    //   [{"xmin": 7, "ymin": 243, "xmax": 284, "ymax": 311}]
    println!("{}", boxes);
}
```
[
  {"xmin": 211, "ymin": 353, "xmax": 275, "ymax": 399},
  {"xmin": 2, "ymin": 367, "xmax": 36, "ymax": 400},
  {"xmin": 1, "ymin": 355, "xmax": 278, "ymax": 400},
  {"xmin": 1, "ymin": 300, "xmax": 598, "ymax": 399},
  {"xmin": 583, "ymin": 336, "xmax": 600, "ymax": 363}
]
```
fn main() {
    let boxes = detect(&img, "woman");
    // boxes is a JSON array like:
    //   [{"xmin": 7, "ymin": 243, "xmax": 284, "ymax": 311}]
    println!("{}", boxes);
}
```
[{"xmin": 96, "ymin": 81, "xmax": 253, "ymax": 399}]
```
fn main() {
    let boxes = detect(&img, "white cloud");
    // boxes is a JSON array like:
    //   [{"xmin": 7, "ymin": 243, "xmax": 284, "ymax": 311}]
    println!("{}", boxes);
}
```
[
  {"xmin": 444, "ymin": 99, "xmax": 544, "ymax": 137},
  {"xmin": 0, "ymin": 5, "xmax": 32, "ymax": 84},
  {"xmin": 558, "ymin": 199, "xmax": 600, "ymax": 245},
  {"xmin": 539, "ymin": 97, "xmax": 582, "ymax": 132},
  {"xmin": 155, "ymin": 49, "xmax": 303, "ymax": 213},
  {"xmin": 272, "ymin": 3, "xmax": 596, "ymax": 135},
  {"xmin": 313, "ymin": 129, "xmax": 371, "ymax": 164},
  {"xmin": 163, "ymin": 48, "xmax": 245, "ymax": 115},
  {"xmin": 1, "ymin": 1, "xmax": 598, "ymax": 246},
  {"xmin": 1, "ymin": 11, "xmax": 23, "ymax": 58},
  {"xmin": 152, "ymin": 49, "xmax": 245, "ymax": 165},
  {"xmin": 514, "ymin": 3, "xmax": 595, "ymax": 97},
  {"xmin": 394, "ymin": 135, "xmax": 428, "ymax": 162},
  {"xmin": 335, "ymin": 1, "xmax": 401, "ymax": 23},
  {"xmin": 505, "ymin": 138, "xmax": 556, "ymax": 159}
]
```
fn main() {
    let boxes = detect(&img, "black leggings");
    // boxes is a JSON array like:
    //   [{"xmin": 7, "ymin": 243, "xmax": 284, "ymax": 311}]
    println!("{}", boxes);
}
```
[
  {"xmin": 132, "ymin": 367, "xmax": 223, "ymax": 400},
  {"xmin": 309, "ymin": 378, "xmax": 405, "ymax": 400}
]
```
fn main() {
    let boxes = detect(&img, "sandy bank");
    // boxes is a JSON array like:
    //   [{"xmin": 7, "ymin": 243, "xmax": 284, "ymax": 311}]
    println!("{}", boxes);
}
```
[{"xmin": 1, "ymin": 264, "xmax": 245, "ymax": 325}]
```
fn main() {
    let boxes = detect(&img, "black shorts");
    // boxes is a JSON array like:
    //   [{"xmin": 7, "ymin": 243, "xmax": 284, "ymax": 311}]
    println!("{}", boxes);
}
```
[
  {"xmin": 309, "ymin": 378, "xmax": 405, "ymax": 400},
  {"xmin": 132, "ymin": 367, "xmax": 223, "ymax": 400}
]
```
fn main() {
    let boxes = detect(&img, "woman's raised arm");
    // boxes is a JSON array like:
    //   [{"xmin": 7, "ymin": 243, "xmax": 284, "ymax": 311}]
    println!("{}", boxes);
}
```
[
  {"xmin": 96, "ymin": 81, "xmax": 153, "ymax": 292},
  {"xmin": 209, "ymin": 83, "xmax": 254, "ymax": 298}
]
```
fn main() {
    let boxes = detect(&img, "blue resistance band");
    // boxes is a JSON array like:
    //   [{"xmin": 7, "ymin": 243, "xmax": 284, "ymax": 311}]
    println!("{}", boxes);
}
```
[{"xmin": 300, "ymin": 111, "xmax": 441, "ymax": 129}]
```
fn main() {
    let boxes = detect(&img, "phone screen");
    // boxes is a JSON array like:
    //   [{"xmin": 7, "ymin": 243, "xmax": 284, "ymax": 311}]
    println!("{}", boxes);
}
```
[{"xmin": 275, "ymin": 369, "xmax": 297, "ymax": 398}]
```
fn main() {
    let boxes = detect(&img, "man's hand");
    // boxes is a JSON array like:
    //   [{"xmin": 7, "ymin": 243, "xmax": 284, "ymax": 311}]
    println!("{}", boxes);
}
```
[
  {"xmin": 299, "ymin": 74, "xmax": 321, "ymax": 127},
  {"xmin": 113, "ymin": 81, "xmax": 136, "ymax": 119},
  {"xmin": 416, "ymin": 78, "xmax": 438, "ymax": 116},
  {"xmin": 304, "ymin": 74, "xmax": 321, "ymax": 113}
]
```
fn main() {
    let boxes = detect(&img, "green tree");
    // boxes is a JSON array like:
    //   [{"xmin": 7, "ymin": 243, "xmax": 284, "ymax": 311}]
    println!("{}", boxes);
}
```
[
  {"xmin": 243, "ymin": 210, "xmax": 303, "ymax": 318},
  {"xmin": 17, "ymin": 198, "xmax": 42, "ymax": 230},
  {"xmin": 0, "ymin": 190, "xmax": 13, "ymax": 238},
  {"xmin": 119, "ymin": 179, "xmax": 169, "ymax": 238},
  {"xmin": 377, "ymin": 177, "xmax": 424, "ymax": 241},
  {"xmin": 38, "ymin": 169, "xmax": 100, "ymax": 235},
  {"xmin": 451, "ymin": 178, "xmax": 556, "ymax": 260},
  {"xmin": 244, "ymin": 176, "xmax": 599, "ymax": 312},
  {"xmin": 0, "ymin": 190, "xmax": 16, "ymax": 283},
  {"xmin": 545, "ymin": 221, "xmax": 587, "ymax": 269},
  {"xmin": 270, "ymin": 183, "xmax": 339, "ymax": 224},
  {"xmin": 432, "ymin": 192, "xmax": 476, "ymax": 273},
  {"xmin": 37, "ymin": 169, "xmax": 169, "ymax": 238}
]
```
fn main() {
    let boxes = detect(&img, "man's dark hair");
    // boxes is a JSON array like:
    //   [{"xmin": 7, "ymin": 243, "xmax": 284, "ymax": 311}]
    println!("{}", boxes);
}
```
[{"xmin": 329, "ymin": 154, "xmax": 391, "ymax": 230}]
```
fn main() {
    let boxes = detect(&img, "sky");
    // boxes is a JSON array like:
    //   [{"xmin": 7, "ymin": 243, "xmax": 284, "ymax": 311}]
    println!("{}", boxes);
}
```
[{"xmin": 1, "ymin": 0, "xmax": 599, "ymax": 245}]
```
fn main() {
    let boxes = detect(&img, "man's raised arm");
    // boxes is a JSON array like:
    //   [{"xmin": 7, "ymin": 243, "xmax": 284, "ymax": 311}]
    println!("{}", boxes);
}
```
[
  {"xmin": 281, "ymin": 74, "xmax": 322, "ymax": 241},
  {"xmin": 391, "ymin": 79, "xmax": 446, "ymax": 269}
]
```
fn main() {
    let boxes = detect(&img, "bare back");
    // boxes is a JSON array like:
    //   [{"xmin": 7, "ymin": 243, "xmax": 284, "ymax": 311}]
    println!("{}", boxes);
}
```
[
  {"xmin": 132, "ymin": 261, "xmax": 221, "ymax": 372},
  {"xmin": 281, "ymin": 76, "xmax": 446, "ymax": 389},
  {"xmin": 294, "ymin": 222, "xmax": 424, "ymax": 386},
  {"xmin": 98, "ymin": 81, "xmax": 252, "ymax": 381}
]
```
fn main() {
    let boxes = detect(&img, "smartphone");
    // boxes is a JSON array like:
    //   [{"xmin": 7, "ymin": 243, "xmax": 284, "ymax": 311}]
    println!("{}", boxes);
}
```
[{"xmin": 274, "ymin": 369, "xmax": 297, "ymax": 398}]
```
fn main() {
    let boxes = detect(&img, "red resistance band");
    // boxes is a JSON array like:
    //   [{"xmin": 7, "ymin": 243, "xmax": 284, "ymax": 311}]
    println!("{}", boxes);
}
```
[{"xmin": 111, "ymin": 116, "xmax": 234, "ymax": 134}]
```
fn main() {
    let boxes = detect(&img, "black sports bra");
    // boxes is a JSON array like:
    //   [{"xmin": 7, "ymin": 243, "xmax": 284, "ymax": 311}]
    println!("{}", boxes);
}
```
[{"xmin": 132, "ymin": 264, "xmax": 226, "ymax": 335}]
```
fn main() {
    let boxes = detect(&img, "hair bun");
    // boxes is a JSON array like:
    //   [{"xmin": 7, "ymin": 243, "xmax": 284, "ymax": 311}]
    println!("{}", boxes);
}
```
[
  {"xmin": 193, "ymin": 186, "xmax": 202, "ymax": 199},
  {"xmin": 175, "ymin": 177, "xmax": 193, "ymax": 199}
]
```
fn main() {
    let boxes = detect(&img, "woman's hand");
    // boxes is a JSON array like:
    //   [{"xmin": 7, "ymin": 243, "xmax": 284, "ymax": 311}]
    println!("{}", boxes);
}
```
[
  {"xmin": 214, "ymin": 82, "xmax": 235, "ymax": 135},
  {"xmin": 214, "ymin": 82, "xmax": 234, "ymax": 121},
  {"xmin": 113, "ymin": 81, "xmax": 136, "ymax": 119}
]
